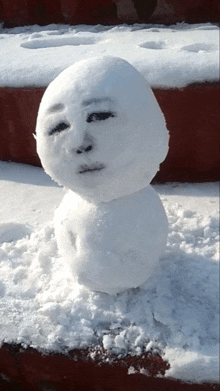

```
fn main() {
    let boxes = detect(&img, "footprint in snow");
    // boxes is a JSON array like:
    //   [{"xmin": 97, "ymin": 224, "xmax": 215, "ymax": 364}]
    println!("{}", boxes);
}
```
[
  {"xmin": 28, "ymin": 33, "xmax": 43, "ymax": 39},
  {"xmin": 194, "ymin": 25, "xmax": 219, "ymax": 30},
  {"xmin": 139, "ymin": 40, "xmax": 166, "ymax": 50},
  {"xmin": 146, "ymin": 28, "xmax": 160, "ymax": 32},
  {"xmin": 45, "ymin": 30, "xmax": 67, "ymax": 36},
  {"xmin": 20, "ymin": 34, "xmax": 101, "ymax": 49},
  {"xmin": 0, "ymin": 223, "xmax": 32, "ymax": 244},
  {"xmin": 181, "ymin": 43, "xmax": 217, "ymax": 52}
]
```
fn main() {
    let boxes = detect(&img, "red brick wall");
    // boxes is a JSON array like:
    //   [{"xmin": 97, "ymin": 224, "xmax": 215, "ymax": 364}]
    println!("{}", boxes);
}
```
[
  {"xmin": 151, "ymin": 0, "xmax": 220, "ymax": 24},
  {"xmin": 0, "ymin": 343, "xmax": 218, "ymax": 391},
  {"xmin": 0, "ymin": 0, "xmax": 219, "ymax": 27},
  {"xmin": 0, "ymin": 83, "xmax": 219, "ymax": 183}
]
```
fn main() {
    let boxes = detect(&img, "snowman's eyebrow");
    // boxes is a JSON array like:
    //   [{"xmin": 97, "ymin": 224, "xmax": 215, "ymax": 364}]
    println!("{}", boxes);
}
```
[
  {"xmin": 48, "ymin": 121, "xmax": 70, "ymax": 136},
  {"xmin": 82, "ymin": 98, "xmax": 112, "ymax": 106},
  {"xmin": 48, "ymin": 103, "xmax": 65, "ymax": 113}
]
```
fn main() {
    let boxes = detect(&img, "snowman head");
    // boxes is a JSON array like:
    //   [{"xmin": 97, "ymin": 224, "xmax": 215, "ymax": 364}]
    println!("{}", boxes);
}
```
[{"xmin": 36, "ymin": 56, "xmax": 169, "ymax": 203}]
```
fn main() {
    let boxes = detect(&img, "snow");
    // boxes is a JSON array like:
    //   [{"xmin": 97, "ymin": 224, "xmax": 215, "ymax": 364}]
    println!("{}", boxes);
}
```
[
  {"xmin": 0, "ymin": 162, "xmax": 219, "ymax": 383},
  {"xmin": 36, "ymin": 55, "xmax": 169, "ymax": 294},
  {"xmin": 0, "ymin": 22, "xmax": 219, "ymax": 88},
  {"xmin": 0, "ymin": 20, "xmax": 219, "ymax": 383},
  {"xmin": 36, "ymin": 56, "xmax": 169, "ymax": 203},
  {"xmin": 54, "ymin": 186, "xmax": 168, "ymax": 294}
]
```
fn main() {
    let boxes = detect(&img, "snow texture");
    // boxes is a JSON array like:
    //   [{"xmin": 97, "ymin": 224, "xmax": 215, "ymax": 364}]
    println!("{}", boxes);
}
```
[
  {"xmin": 0, "ymin": 162, "xmax": 219, "ymax": 383},
  {"xmin": 0, "ymin": 23, "xmax": 219, "ymax": 88}
]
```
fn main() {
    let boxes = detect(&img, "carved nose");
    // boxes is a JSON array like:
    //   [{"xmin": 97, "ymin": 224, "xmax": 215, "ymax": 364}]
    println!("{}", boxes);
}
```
[{"xmin": 76, "ymin": 144, "xmax": 93, "ymax": 154}]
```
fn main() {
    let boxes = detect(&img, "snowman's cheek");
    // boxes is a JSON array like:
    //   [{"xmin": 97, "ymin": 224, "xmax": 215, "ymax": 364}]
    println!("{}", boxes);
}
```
[
  {"xmin": 47, "ymin": 134, "xmax": 71, "ymax": 155},
  {"xmin": 37, "ymin": 137, "xmax": 64, "ymax": 169}
]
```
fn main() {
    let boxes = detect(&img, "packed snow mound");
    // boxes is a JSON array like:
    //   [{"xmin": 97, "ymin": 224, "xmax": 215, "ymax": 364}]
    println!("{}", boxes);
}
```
[
  {"xmin": 0, "ymin": 197, "xmax": 219, "ymax": 382},
  {"xmin": 0, "ymin": 23, "xmax": 219, "ymax": 88},
  {"xmin": 36, "ymin": 56, "xmax": 169, "ymax": 203},
  {"xmin": 0, "ymin": 163, "xmax": 219, "ymax": 382},
  {"xmin": 54, "ymin": 186, "xmax": 168, "ymax": 294}
]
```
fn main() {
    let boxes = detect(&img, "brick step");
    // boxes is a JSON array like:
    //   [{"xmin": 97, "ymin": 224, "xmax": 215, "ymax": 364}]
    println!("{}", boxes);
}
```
[{"xmin": 0, "ymin": 343, "xmax": 218, "ymax": 391}]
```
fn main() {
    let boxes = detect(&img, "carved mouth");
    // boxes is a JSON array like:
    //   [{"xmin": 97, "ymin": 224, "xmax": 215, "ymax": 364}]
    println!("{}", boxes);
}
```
[{"xmin": 78, "ymin": 163, "xmax": 105, "ymax": 174}]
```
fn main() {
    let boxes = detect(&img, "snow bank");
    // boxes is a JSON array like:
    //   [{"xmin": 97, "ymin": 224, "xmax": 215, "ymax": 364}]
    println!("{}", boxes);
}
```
[
  {"xmin": 0, "ymin": 162, "xmax": 219, "ymax": 383},
  {"xmin": 0, "ymin": 23, "xmax": 219, "ymax": 88}
]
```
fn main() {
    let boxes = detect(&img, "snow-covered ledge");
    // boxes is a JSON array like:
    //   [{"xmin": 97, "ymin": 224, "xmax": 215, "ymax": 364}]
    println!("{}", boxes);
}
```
[
  {"xmin": 0, "ymin": 23, "xmax": 218, "ymax": 89},
  {"xmin": 0, "ymin": 23, "xmax": 219, "ymax": 182}
]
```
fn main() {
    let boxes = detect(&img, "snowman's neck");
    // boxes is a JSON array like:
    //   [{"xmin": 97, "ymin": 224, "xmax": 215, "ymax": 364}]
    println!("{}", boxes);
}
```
[{"xmin": 67, "ymin": 185, "xmax": 152, "ymax": 206}]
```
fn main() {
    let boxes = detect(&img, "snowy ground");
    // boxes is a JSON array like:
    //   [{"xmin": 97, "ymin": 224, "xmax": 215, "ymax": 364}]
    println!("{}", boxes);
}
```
[
  {"xmin": 0, "ymin": 22, "xmax": 219, "ymax": 88},
  {"xmin": 0, "ymin": 162, "xmax": 219, "ymax": 383}
]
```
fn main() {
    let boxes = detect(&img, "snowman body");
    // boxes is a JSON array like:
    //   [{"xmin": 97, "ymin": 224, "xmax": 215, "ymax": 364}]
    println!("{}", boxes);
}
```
[
  {"xmin": 54, "ymin": 186, "xmax": 168, "ymax": 294},
  {"xmin": 36, "ymin": 56, "xmax": 169, "ymax": 294}
]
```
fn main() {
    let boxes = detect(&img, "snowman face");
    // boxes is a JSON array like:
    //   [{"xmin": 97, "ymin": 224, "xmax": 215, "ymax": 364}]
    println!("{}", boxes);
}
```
[{"xmin": 36, "ymin": 56, "xmax": 169, "ymax": 203}]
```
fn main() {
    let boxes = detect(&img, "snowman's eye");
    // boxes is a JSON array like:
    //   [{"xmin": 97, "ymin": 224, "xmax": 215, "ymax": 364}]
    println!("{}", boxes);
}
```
[
  {"xmin": 49, "ymin": 122, "xmax": 70, "ymax": 136},
  {"xmin": 86, "ymin": 112, "xmax": 115, "ymax": 123}
]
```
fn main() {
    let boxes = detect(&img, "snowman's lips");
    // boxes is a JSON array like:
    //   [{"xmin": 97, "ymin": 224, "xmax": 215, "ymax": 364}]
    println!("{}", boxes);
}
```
[{"xmin": 78, "ymin": 163, "xmax": 105, "ymax": 174}]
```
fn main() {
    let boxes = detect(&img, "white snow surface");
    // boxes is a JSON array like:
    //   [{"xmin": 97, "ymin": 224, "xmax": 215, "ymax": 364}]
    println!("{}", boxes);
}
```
[
  {"xmin": 0, "ymin": 162, "xmax": 219, "ymax": 383},
  {"xmin": 0, "ymin": 22, "xmax": 219, "ymax": 88}
]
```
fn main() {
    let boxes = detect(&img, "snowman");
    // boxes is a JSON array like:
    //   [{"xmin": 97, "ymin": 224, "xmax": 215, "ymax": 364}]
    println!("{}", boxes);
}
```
[{"xmin": 36, "ymin": 56, "xmax": 169, "ymax": 295}]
